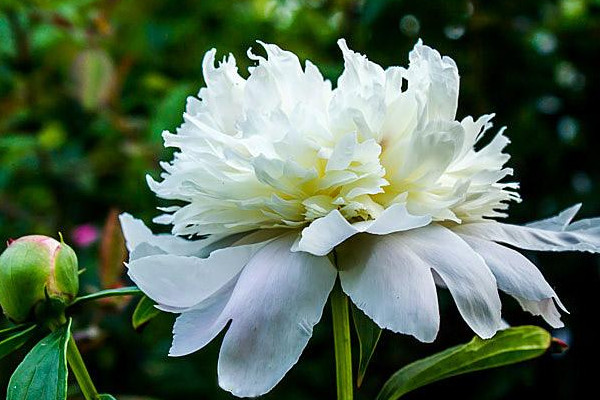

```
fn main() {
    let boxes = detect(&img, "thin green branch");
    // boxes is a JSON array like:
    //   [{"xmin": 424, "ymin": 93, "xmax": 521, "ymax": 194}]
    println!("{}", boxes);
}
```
[
  {"xmin": 70, "ymin": 286, "xmax": 142, "ymax": 306},
  {"xmin": 331, "ymin": 278, "xmax": 353, "ymax": 400}
]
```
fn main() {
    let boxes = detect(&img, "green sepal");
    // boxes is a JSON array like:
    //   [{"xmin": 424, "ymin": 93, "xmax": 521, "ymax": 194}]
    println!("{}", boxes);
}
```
[
  {"xmin": 53, "ymin": 241, "xmax": 79, "ymax": 301},
  {"xmin": 132, "ymin": 295, "xmax": 161, "ymax": 330},
  {"xmin": 351, "ymin": 304, "xmax": 382, "ymax": 387}
]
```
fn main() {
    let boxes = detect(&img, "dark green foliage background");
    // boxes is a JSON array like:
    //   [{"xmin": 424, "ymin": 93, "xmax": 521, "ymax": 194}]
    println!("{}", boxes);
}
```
[{"xmin": 1, "ymin": 0, "xmax": 599, "ymax": 399}]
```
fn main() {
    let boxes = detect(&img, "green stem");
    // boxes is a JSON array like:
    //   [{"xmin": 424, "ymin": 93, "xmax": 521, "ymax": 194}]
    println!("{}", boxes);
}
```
[
  {"xmin": 70, "ymin": 286, "xmax": 142, "ymax": 306},
  {"xmin": 67, "ymin": 334, "xmax": 99, "ymax": 400},
  {"xmin": 331, "ymin": 279, "xmax": 353, "ymax": 400}
]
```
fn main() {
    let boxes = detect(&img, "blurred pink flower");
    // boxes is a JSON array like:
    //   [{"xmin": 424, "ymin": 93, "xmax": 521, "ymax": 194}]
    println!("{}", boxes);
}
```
[{"xmin": 71, "ymin": 224, "xmax": 99, "ymax": 247}]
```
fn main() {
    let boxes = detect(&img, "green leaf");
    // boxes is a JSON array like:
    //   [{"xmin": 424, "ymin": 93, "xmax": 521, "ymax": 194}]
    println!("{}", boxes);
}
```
[
  {"xmin": 70, "ymin": 286, "xmax": 142, "ymax": 306},
  {"xmin": 132, "ymin": 295, "xmax": 161, "ymax": 330},
  {"xmin": 98, "ymin": 394, "xmax": 117, "ymax": 399},
  {"xmin": 377, "ymin": 326, "xmax": 552, "ymax": 400},
  {"xmin": 351, "ymin": 304, "xmax": 382, "ymax": 387},
  {"xmin": 7, "ymin": 319, "xmax": 72, "ymax": 400},
  {"xmin": 0, "ymin": 324, "xmax": 37, "ymax": 360}
]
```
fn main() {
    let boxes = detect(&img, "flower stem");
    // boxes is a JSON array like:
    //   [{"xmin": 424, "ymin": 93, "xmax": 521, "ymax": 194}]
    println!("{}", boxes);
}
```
[
  {"xmin": 67, "ymin": 334, "xmax": 99, "ymax": 400},
  {"xmin": 331, "ymin": 279, "xmax": 353, "ymax": 400},
  {"xmin": 70, "ymin": 286, "xmax": 142, "ymax": 307}
]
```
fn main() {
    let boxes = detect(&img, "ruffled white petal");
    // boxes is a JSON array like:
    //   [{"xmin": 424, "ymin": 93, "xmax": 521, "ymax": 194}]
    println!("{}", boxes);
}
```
[
  {"xmin": 407, "ymin": 39, "xmax": 459, "ymax": 122},
  {"xmin": 246, "ymin": 41, "xmax": 329, "ymax": 116},
  {"xmin": 293, "ymin": 203, "xmax": 431, "ymax": 256},
  {"xmin": 454, "ymin": 205, "xmax": 600, "ymax": 253},
  {"xmin": 330, "ymin": 39, "xmax": 386, "ymax": 139},
  {"xmin": 199, "ymin": 48, "xmax": 245, "ymax": 134},
  {"xmin": 217, "ymin": 234, "xmax": 337, "ymax": 397},
  {"xmin": 402, "ymin": 225, "xmax": 503, "ymax": 338},
  {"xmin": 337, "ymin": 234, "xmax": 440, "ymax": 342},
  {"xmin": 149, "ymin": 40, "xmax": 520, "ymax": 237},
  {"xmin": 127, "ymin": 238, "xmax": 268, "ymax": 309},
  {"xmin": 459, "ymin": 235, "xmax": 566, "ymax": 327}
]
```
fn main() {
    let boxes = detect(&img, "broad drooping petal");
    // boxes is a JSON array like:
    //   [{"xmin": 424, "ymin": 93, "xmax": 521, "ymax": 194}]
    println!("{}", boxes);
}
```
[
  {"xmin": 454, "ymin": 205, "xmax": 600, "ymax": 252},
  {"xmin": 338, "ymin": 224, "xmax": 503, "ymax": 340},
  {"xmin": 336, "ymin": 233, "xmax": 440, "ymax": 342},
  {"xmin": 459, "ymin": 235, "xmax": 566, "ymax": 327},
  {"xmin": 526, "ymin": 203, "xmax": 582, "ymax": 230},
  {"xmin": 170, "ymin": 275, "xmax": 238, "ymax": 355},
  {"xmin": 130, "ymin": 230, "xmax": 337, "ymax": 397},
  {"xmin": 119, "ymin": 213, "xmax": 211, "ymax": 258},
  {"xmin": 127, "ymin": 238, "xmax": 268, "ymax": 309},
  {"xmin": 217, "ymin": 234, "xmax": 337, "ymax": 397}
]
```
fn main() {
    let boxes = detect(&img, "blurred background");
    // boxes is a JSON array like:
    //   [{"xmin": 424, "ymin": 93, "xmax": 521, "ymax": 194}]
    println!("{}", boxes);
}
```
[{"xmin": 1, "ymin": 0, "xmax": 599, "ymax": 399}]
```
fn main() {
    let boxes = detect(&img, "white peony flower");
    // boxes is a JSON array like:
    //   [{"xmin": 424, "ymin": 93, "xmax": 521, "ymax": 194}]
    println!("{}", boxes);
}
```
[{"xmin": 120, "ymin": 39, "xmax": 600, "ymax": 397}]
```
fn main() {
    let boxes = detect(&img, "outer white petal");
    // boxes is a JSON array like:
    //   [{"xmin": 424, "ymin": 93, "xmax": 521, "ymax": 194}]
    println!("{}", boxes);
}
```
[
  {"xmin": 217, "ymin": 234, "xmax": 337, "ymax": 398},
  {"xmin": 454, "ymin": 207, "xmax": 600, "ymax": 253},
  {"xmin": 294, "ymin": 203, "xmax": 431, "ymax": 256},
  {"xmin": 400, "ymin": 224, "xmax": 503, "ymax": 338},
  {"xmin": 337, "ymin": 234, "xmax": 440, "ymax": 342},
  {"xmin": 365, "ymin": 202, "xmax": 432, "ymax": 234},
  {"xmin": 459, "ymin": 235, "xmax": 566, "ymax": 327},
  {"xmin": 568, "ymin": 216, "xmax": 600, "ymax": 231},
  {"xmin": 127, "ymin": 239, "xmax": 268, "ymax": 309},
  {"xmin": 526, "ymin": 204, "xmax": 581, "ymax": 230},
  {"xmin": 516, "ymin": 298, "xmax": 564, "ymax": 328},
  {"xmin": 128, "ymin": 242, "xmax": 165, "ymax": 260},
  {"xmin": 293, "ymin": 209, "xmax": 356, "ymax": 256},
  {"xmin": 119, "ymin": 212, "xmax": 229, "ymax": 259},
  {"xmin": 170, "ymin": 276, "xmax": 238, "ymax": 356}
]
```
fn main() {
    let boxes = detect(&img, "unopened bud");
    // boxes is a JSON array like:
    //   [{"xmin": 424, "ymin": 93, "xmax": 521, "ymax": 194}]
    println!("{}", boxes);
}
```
[
  {"xmin": 550, "ymin": 337, "xmax": 569, "ymax": 354},
  {"xmin": 0, "ymin": 235, "xmax": 79, "ymax": 323}
]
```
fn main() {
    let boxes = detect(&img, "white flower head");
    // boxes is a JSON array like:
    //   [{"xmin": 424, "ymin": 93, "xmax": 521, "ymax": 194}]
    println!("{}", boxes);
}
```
[
  {"xmin": 149, "ymin": 39, "xmax": 519, "ymax": 238},
  {"xmin": 121, "ymin": 39, "xmax": 600, "ymax": 397}
]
